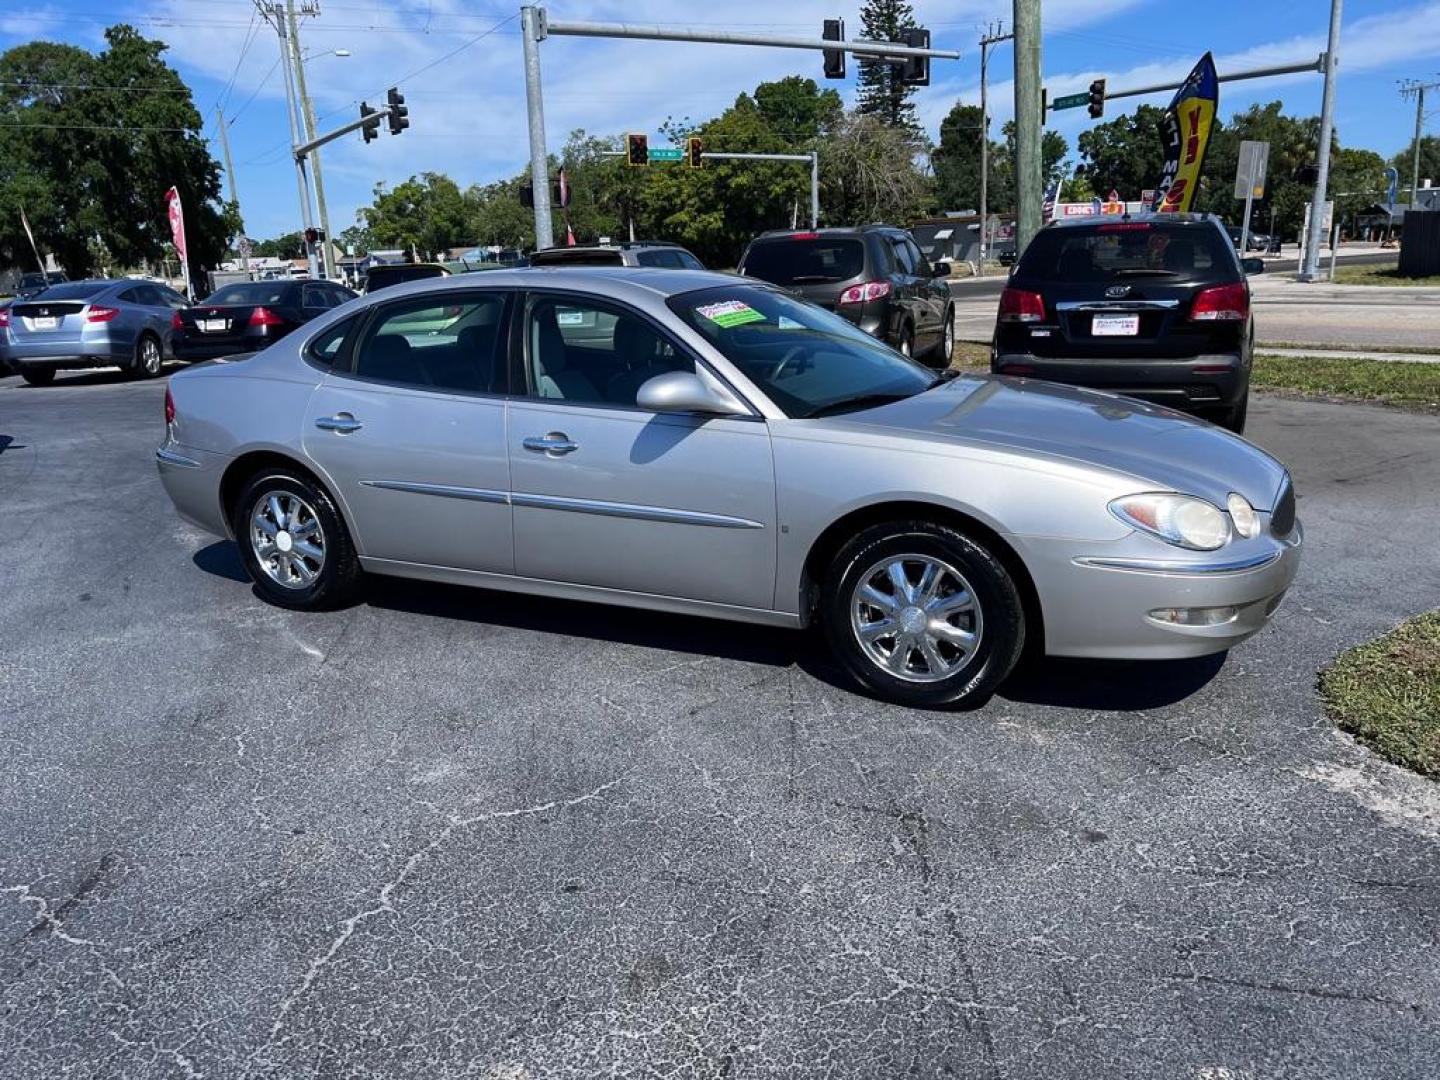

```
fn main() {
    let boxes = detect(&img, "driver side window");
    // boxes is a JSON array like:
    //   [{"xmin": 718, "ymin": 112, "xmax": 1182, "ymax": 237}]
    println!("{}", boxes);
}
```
[{"xmin": 525, "ymin": 296, "xmax": 693, "ymax": 408}]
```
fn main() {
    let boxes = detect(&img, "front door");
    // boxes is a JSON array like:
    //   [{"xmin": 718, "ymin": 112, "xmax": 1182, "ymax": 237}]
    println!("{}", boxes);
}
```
[
  {"xmin": 301, "ymin": 290, "xmax": 515, "ymax": 573},
  {"xmin": 506, "ymin": 292, "xmax": 777, "ymax": 611}
]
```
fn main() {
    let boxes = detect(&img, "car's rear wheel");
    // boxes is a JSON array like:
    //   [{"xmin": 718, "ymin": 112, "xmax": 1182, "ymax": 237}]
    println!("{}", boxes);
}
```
[
  {"xmin": 922, "ymin": 306, "xmax": 955, "ymax": 368},
  {"xmin": 133, "ymin": 333, "xmax": 163, "ymax": 379},
  {"xmin": 821, "ymin": 520, "xmax": 1025, "ymax": 708},
  {"xmin": 20, "ymin": 367, "xmax": 55, "ymax": 387},
  {"xmin": 896, "ymin": 324, "xmax": 914, "ymax": 360},
  {"xmin": 1219, "ymin": 393, "xmax": 1249, "ymax": 434},
  {"xmin": 232, "ymin": 469, "xmax": 361, "ymax": 610}
]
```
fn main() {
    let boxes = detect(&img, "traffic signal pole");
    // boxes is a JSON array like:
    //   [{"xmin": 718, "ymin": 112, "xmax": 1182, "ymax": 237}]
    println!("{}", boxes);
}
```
[
  {"xmin": 1299, "ymin": 0, "xmax": 1342, "ymax": 283},
  {"xmin": 519, "ymin": 6, "xmax": 959, "ymax": 249}
]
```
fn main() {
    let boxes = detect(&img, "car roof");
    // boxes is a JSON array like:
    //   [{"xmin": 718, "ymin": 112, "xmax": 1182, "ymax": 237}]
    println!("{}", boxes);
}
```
[
  {"xmin": 1043, "ymin": 212, "xmax": 1219, "ymax": 230},
  {"xmin": 357, "ymin": 264, "xmax": 744, "ymax": 304},
  {"xmin": 754, "ymin": 225, "xmax": 901, "ymax": 240}
]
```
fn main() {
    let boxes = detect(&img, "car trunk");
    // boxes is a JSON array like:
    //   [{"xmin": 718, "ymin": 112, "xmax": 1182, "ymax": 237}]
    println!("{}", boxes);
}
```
[
  {"xmin": 177, "ymin": 305, "xmax": 293, "ymax": 347},
  {"xmin": 8, "ymin": 301, "xmax": 90, "ymax": 345},
  {"xmin": 1025, "ymin": 278, "xmax": 1244, "ymax": 360}
]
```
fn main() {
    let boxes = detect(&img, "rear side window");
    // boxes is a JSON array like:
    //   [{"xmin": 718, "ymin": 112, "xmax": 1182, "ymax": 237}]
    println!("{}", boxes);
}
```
[
  {"xmin": 1017, "ymin": 223, "xmax": 1234, "ymax": 282},
  {"xmin": 742, "ymin": 238, "xmax": 865, "ymax": 285},
  {"xmin": 307, "ymin": 317, "xmax": 356, "ymax": 369},
  {"xmin": 350, "ymin": 293, "xmax": 507, "ymax": 393}
]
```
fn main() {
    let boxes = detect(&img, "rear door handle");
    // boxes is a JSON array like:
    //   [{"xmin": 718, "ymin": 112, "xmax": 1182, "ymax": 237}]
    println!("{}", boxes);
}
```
[
  {"xmin": 315, "ymin": 413, "xmax": 362, "ymax": 433},
  {"xmin": 523, "ymin": 432, "xmax": 579, "ymax": 456}
]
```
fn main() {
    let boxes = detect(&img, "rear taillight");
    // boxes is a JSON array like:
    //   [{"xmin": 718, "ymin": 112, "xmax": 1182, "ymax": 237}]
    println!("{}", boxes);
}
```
[
  {"xmin": 1189, "ymin": 282, "xmax": 1249, "ymax": 321},
  {"xmin": 249, "ymin": 306, "xmax": 284, "ymax": 327},
  {"xmin": 0, "ymin": 309, "xmax": 9, "ymax": 329},
  {"xmin": 171, "ymin": 311, "xmax": 184, "ymax": 330},
  {"xmin": 837, "ymin": 281, "xmax": 891, "ymax": 305},
  {"xmin": 86, "ymin": 305, "xmax": 120, "ymax": 323},
  {"xmin": 164, "ymin": 386, "xmax": 175, "ymax": 425},
  {"xmin": 998, "ymin": 287, "xmax": 1045, "ymax": 323}
]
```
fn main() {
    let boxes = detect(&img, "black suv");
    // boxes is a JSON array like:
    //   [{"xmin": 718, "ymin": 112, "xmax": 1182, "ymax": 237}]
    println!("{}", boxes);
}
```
[
  {"xmin": 992, "ymin": 214, "xmax": 1261, "ymax": 432},
  {"xmin": 737, "ymin": 225, "xmax": 955, "ymax": 367}
]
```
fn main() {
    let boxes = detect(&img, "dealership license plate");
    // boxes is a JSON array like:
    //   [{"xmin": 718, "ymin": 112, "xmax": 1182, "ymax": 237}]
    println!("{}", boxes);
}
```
[
  {"xmin": 198, "ymin": 319, "xmax": 227, "ymax": 332},
  {"xmin": 31, "ymin": 316, "xmax": 58, "ymax": 331},
  {"xmin": 1092, "ymin": 314, "xmax": 1140, "ymax": 337}
]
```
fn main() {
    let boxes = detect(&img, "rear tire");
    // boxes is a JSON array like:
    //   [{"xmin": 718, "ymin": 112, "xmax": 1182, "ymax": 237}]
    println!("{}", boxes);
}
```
[
  {"xmin": 922, "ymin": 306, "xmax": 955, "ymax": 369},
  {"xmin": 20, "ymin": 367, "xmax": 55, "ymax": 387},
  {"xmin": 133, "ymin": 333, "xmax": 164, "ymax": 379},
  {"xmin": 896, "ymin": 324, "xmax": 914, "ymax": 360},
  {"xmin": 232, "ymin": 469, "xmax": 362, "ymax": 610},
  {"xmin": 1219, "ymin": 393, "xmax": 1249, "ymax": 434},
  {"xmin": 821, "ymin": 520, "xmax": 1025, "ymax": 709}
]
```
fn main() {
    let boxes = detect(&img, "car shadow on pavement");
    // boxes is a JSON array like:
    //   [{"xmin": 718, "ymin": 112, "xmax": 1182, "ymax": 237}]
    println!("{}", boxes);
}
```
[
  {"xmin": 997, "ymin": 652, "xmax": 1227, "ymax": 711},
  {"xmin": 193, "ymin": 542, "xmax": 251, "ymax": 583}
]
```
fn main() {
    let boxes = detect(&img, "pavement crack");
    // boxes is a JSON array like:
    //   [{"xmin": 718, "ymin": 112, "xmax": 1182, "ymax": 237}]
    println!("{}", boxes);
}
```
[
  {"xmin": 1175, "ymin": 972, "xmax": 1427, "ymax": 1015},
  {"xmin": 256, "ymin": 778, "xmax": 623, "ymax": 1057},
  {"xmin": 3, "ymin": 853, "xmax": 121, "ymax": 948}
]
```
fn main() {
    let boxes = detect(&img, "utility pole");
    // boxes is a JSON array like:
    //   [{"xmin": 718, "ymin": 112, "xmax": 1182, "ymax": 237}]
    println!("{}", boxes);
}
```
[
  {"xmin": 978, "ymin": 22, "xmax": 1013, "ymax": 274},
  {"xmin": 1399, "ymin": 78, "xmax": 1440, "ymax": 210},
  {"xmin": 286, "ymin": 0, "xmax": 334, "ymax": 279},
  {"xmin": 521, "ymin": 5, "xmax": 554, "ymax": 250},
  {"xmin": 1299, "ymin": 0, "xmax": 1342, "ymax": 283},
  {"xmin": 1011, "ymin": 0, "xmax": 1043, "ymax": 252},
  {"xmin": 256, "ymin": 0, "xmax": 318, "ymax": 277},
  {"xmin": 215, "ymin": 107, "xmax": 248, "ymax": 273}
]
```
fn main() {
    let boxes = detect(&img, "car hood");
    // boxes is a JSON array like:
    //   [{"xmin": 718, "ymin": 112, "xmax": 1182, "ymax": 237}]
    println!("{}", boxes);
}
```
[{"xmin": 827, "ymin": 374, "xmax": 1290, "ymax": 510}]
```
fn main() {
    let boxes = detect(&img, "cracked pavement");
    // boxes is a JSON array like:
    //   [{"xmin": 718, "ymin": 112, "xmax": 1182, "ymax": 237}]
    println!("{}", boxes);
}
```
[{"xmin": 1, "ymin": 369, "xmax": 1438, "ymax": 1078}]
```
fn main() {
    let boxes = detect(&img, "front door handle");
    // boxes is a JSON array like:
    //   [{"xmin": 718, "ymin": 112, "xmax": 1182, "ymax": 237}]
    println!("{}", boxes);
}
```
[
  {"xmin": 315, "ymin": 413, "xmax": 362, "ymax": 433},
  {"xmin": 523, "ymin": 432, "xmax": 579, "ymax": 456}
]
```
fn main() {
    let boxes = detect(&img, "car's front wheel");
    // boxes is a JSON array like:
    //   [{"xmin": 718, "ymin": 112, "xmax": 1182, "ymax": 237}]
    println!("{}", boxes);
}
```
[
  {"xmin": 20, "ymin": 367, "xmax": 55, "ymax": 387},
  {"xmin": 232, "ymin": 469, "xmax": 362, "ymax": 610},
  {"xmin": 821, "ymin": 520, "xmax": 1026, "ymax": 708}
]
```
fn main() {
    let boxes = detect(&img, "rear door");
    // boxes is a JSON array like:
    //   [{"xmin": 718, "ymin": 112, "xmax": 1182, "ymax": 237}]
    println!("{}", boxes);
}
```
[{"xmin": 301, "ymin": 290, "xmax": 515, "ymax": 573}]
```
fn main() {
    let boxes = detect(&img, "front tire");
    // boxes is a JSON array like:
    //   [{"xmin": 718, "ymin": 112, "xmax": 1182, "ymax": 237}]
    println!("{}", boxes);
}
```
[
  {"xmin": 232, "ymin": 469, "xmax": 362, "ymax": 610},
  {"xmin": 821, "ymin": 520, "xmax": 1025, "ymax": 708},
  {"xmin": 20, "ymin": 367, "xmax": 56, "ymax": 386}
]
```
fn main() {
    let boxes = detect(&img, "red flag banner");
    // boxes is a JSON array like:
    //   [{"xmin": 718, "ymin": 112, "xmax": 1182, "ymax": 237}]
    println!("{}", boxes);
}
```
[{"xmin": 165, "ymin": 187, "xmax": 188, "ymax": 262}]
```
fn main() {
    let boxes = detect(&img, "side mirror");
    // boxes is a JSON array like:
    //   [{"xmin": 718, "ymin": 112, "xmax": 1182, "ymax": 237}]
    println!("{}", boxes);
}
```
[
  {"xmin": 637, "ymin": 370, "xmax": 749, "ymax": 416},
  {"xmin": 1241, "ymin": 257, "xmax": 1265, "ymax": 275},
  {"xmin": 932, "ymin": 260, "xmax": 951, "ymax": 278}
]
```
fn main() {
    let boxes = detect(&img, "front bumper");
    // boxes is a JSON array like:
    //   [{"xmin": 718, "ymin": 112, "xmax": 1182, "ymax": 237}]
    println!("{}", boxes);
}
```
[
  {"xmin": 1015, "ymin": 520, "xmax": 1303, "ymax": 659},
  {"xmin": 992, "ymin": 352, "xmax": 1246, "ymax": 411}
]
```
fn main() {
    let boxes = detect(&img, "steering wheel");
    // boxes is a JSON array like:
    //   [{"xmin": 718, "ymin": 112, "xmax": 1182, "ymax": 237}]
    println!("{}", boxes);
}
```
[{"xmin": 770, "ymin": 345, "xmax": 807, "ymax": 381}]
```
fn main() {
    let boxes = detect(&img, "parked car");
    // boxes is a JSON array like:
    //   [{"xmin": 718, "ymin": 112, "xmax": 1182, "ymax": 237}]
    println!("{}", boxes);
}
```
[
  {"xmin": 1, "ymin": 279, "xmax": 189, "ymax": 385},
  {"xmin": 1226, "ymin": 225, "xmax": 1269, "ymax": 252},
  {"xmin": 737, "ymin": 225, "xmax": 954, "ymax": 368},
  {"xmin": 15, "ymin": 271, "xmax": 68, "ymax": 300},
  {"xmin": 992, "ymin": 214, "xmax": 1261, "ymax": 433},
  {"xmin": 363, "ymin": 263, "xmax": 450, "ymax": 294},
  {"xmin": 156, "ymin": 267, "xmax": 1300, "ymax": 709},
  {"xmin": 528, "ymin": 241, "xmax": 704, "ymax": 270},
  {"xmin": 172, "ymin": 280, "xmax": 356, "ymax": 363}
]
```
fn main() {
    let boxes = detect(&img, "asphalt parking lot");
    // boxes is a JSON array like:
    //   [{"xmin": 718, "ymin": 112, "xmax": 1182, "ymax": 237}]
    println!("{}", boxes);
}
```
[{"xmin": 2, "ymin": 368, "xmax": 1439, "ymax": 1078}]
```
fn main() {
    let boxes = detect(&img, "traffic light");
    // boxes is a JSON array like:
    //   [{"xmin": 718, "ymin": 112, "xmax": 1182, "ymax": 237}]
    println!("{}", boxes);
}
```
[
  {"xmin": 386, "ymin": 87, "xmax": 408, "ymax": 136},
  {"xmin": 304, "ymin": 227, "xmax": 322, "ymax": 246},
  {"xmin": 686, "ymin": 136, "xmax": 704, "ymax": 169},
  {"xmin": 822, "ymin": 18, "xmax": 845, "ymax": 80},
  {"xmin": 1294, "ymin": 163, "xmax": 1320, "ymax": 185},
  {"xmin": 626, "ymin": 132, "xmax": 648, "ymax": 167},
  {"xmin": 1087, "ymin": 78, "xmax": 1106, "ymax": 119},
  {"xmin": 359, "ymin": 102, "xmax": 380, "ymax": 143},
  {"xmin": 900, "ymin": 27, "xmax": 930, "ymax": 86}
]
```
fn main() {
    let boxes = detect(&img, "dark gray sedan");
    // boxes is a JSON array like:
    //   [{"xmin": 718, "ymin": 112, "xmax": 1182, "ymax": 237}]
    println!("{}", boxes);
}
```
[{"xmin": 0, "ymin": 279, "xmax": 190, "ymax": 385}]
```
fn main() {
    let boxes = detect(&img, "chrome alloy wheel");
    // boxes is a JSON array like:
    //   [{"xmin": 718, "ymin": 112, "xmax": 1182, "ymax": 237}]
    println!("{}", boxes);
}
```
[
  {"xmin": 850, "ymin": 554, "xmax": 983, "ymax": 683},
  {"xmin": 943, "ymin": 315, "xmax": 955, "ymax": 361},
  {"xmin": 249, "ymin": 491, "xmax": 326, "ymax": 589},
  {"xmin": 140, "ymin": 336, "xmax": 162, "ymax": 376}
]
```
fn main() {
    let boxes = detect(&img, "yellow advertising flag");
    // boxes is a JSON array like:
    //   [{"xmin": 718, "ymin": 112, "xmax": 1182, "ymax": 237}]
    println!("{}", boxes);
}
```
[{"xmin": 1153, "ymin": 53, "xmax": 1219, "ymax": 214}]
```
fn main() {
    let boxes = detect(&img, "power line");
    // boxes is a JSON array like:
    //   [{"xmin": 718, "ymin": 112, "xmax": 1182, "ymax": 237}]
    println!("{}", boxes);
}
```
[{"xmin": 227, "ymin": 56, "xmax": 282, "ymax": 125}]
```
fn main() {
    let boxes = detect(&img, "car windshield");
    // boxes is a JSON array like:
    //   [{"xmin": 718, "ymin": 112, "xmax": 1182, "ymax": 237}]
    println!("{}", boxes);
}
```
[
  {"xmin": 1017, "ymin": 222, "xmax": 1234, "ymax": 281},
  {"xmin": 668, "ymin": 285, "xmax": 936, "ymax": 419},
  {"xmin": 33, "ymin": 282, "xmax": 107, "ymax": 301},
  {"xmin": 205, "ymin": 283, "xmax": 291, "ymax": 305},
  {"xmin": 742, "ymin": 237, "xmax": 865, "ymax": 285}
]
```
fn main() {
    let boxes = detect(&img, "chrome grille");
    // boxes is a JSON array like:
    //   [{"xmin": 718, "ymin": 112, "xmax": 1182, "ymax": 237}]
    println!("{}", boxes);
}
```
[{"xmin": 1271, "ymin": 478, "xmax": 1296, "ymax": 537}]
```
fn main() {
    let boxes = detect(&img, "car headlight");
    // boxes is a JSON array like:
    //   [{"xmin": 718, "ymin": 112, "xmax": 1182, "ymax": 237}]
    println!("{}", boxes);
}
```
[
  {"xmin": 1109, "ymin": 492, "xmax": 1231, "ymax": 550},
  {"xmin": 1226, "ymin": 492, "xmax": 1259, "ymax": 539}
]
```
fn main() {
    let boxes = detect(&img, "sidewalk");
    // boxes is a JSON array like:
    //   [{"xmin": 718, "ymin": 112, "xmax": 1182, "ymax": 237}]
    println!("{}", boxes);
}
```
[{"xmin": 1259, "ymin": 347, "xmax": 1440, "ymax": 365}]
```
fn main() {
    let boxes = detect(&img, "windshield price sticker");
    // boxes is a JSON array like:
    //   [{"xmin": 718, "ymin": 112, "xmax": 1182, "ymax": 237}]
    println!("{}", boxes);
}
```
[{"xmin": 696, "ymin": 300, "xmax": 766, "ymax": 328}]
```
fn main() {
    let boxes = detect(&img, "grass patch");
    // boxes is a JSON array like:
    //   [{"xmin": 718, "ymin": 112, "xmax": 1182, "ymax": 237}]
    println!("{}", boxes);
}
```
[
  {"xmin": 1252, "ymin": 354, "xmax": 1440, "ymax": 412},
  {"xmin": 1330, "ymin": 262, "xmax": 1440, "ymax": 286},
  {"xmin": 952, "ymin": 339, "xmax": 991, "ymax": 370},
  {"xmin": 1320, "ymin": 612, "xmax": 1440, "ymax": 778}
]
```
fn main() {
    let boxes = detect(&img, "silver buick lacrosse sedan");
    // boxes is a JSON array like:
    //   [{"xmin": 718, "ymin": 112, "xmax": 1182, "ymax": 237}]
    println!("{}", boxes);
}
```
[{"xmin": 157, "ymin": 266, "xmax": 1301, "ymax": 708}]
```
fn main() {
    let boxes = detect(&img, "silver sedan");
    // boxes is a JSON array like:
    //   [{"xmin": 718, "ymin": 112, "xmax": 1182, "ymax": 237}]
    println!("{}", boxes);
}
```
[{"xmin": 156, "ymin": 267, "xmax": 1302, "ymax": 708}]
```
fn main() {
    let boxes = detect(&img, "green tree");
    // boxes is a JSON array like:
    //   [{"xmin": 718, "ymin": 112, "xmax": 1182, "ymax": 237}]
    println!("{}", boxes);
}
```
[
  {"xmin": 819, "ymin": 111, "xmax": 933, "ymax": 227},
  {"xmin": 0, "ymin": 26, "xmax": 228, "ymax": 280},
  {"xmin": 931, "ymin": 103, "xmax": 991, "ymax": 211},
  {"xmin": 252, "ymin": 232, "xmax": 304, "ymax": 259},
  {"xmin": 854, "ymin": 0, "xmax": 920, "ymax": 132},
  {"xmin": 360, "ymin": 172, "xmax": 471, "ymax": 259},
  {"xmin": 753, "ymin": 75, "xmax": 842, "ymax": 140},
  {"xmin": 1389, "ymin": 135, "xmax": 1440, "ymax": 198},
  {"xmin": 1076, "ymin": 104, "xmax": 1171, "ymax": 203},
  {"xmin": 1191, "ymin": 103, "xmax": 1323, "ymax": 239}
]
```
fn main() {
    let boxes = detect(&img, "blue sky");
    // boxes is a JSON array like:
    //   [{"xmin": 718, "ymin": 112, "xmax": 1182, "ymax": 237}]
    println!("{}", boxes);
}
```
[{"xmin": 5, "ymin": 0, "xmax": 1440, "ymax": 240}]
